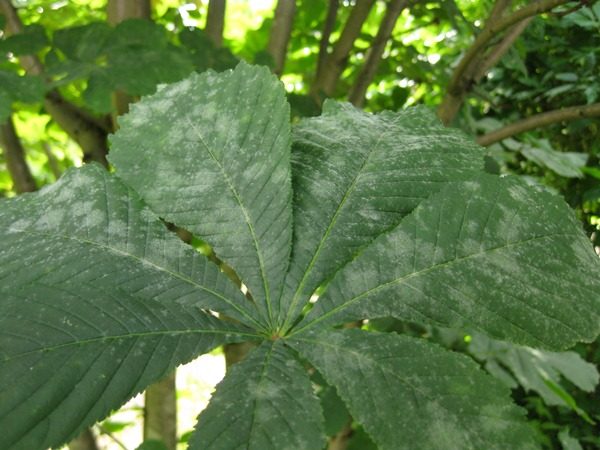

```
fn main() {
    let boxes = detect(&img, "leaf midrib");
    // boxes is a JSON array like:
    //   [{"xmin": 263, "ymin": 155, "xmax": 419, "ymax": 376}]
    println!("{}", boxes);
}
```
[
  {"xmin": 282, "ymin": 117, "xmax": 399, "ymax": 331},
  {"xmin": 184, "ymin": 115, "xmax": 274, "ymax": 327},
  {"xmin": 6, "ymin": 227, "xmax": 264, "ymax": 331},
  {"xmin": 1, "ymin": 327, "xmax": 259, "ymax": 362},
  {"xmin": 291, "ymin": 232, "xmax": 582, "ymax": 335}
]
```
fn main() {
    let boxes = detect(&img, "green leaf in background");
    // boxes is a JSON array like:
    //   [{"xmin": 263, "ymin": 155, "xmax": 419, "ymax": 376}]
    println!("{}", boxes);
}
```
[
  {"xmin": 0, "ymin": 24, "xmax": 48, "ymax": 55},
  {"xmin": 0, "ymin": 71, "xmax": 46, "ymax": 106},
  {"xmin": 189, "ymin": 341, "xmax": 326, "ymax": 450},
  {"xmin": 290, "ymin": 329, "xmax": 538, "ymax": 450},
  {"xmin": 520, "ymin": 141, "xmax": 588, "ymax": 178},
  {"xmin": 53, "ymin": 22, "xmax": 111, "ymax": 62},
  {"xmin": 301, "ymin": 175, "xmax": 600, "ymax": 349},
  {"xmin": 558, "ymin": 429, "xmax": 583, "ymax": 450},
  {"xmin": 469, "ymin": 332, "xmax": 599, "ymax": 417},
  {"xmin": 109, "ymin": 62, "xmax": 293, "ymax": 327}
]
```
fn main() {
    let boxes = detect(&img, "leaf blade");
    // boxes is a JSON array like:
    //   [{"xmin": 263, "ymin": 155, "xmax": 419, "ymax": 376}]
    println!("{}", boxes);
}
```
[
  {"xmin": 300, "ymin": 175, "xmax": 600, "ymax": 349},
  {"xmin": 279, "ymin": 102, "xmax": 484, "ymax": 328},
  {"xmin": 189, "ymin": 341, "xmax": 326, "ymax": 450},
  {"xmin": 108, "ymin": 62, "xmax": 293, "ymax": 325},
  {"xmin": 290, "ymin": 329, "xmax": 539, "ymax": 450}
]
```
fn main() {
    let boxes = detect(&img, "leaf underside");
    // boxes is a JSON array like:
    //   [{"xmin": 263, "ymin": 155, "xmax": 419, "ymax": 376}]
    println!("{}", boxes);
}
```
[{"xmin": 1, "ymin": 63, "xmax": 599, "ymax": 450}]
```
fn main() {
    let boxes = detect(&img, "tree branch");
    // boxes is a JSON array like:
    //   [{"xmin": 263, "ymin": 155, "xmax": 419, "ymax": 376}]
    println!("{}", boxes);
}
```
[
  {"xmin": 316, "ymin": 0, "xmax": 339, "ymax": 80},
  {"xmin": 348, "ymin": 0, "xmax": 409, "ymax": 107},
  {"xmin": 0, "ymin": 0, "xmax": 110, "ymax": 165},
  {"xmin": 473, "ymin": 17, "xmax": 532, "ymax": 81},
  {"xmin": 438, "ymin": 0, "xmax": 572, "ymax": 125},
  {"xmin": 311, "ymin": 0, "xmax": 376, "ymax": 99},
  {"xmin": 205, "ymin": 0, "xmax": 226, "ymax": 47},
  {"xmin": 0, "ymin": 116, "xmax": 36, "ymax": 193},
  {"xmin": 267, "ymin": 0, "xmax": 296, "ymax": 76},
  {"xmin": 477, "ymin": 103, "xmax": 600, "ymax": 146}
]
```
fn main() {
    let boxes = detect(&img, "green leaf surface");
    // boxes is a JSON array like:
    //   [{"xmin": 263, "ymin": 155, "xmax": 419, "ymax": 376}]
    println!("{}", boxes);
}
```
[
  {"xmin": 109, "ymin": 62, "xmax": 293, "ymax": 327},
  {"xmin": 0, "ymin": 164, "xmax": 260, "ymax": 326},
  {"xmin": 53, "ymin": 22, "xmax": 111, "ymax": 62},
  {"xmin": 0, "ymin": 165, "xmax": 259, "ymax": 449},
  {"xmin": 300, "ymin": 175, "xmax": 600, "ymax": 349},
  {"xmin": 189, "ymin": 341, "xmax": 325, "ymax": 450},
  {"xmin": 290, "ymin": 329, "xmax": 538, "ymax": 450},
  {"xmin": 278, "ymin": 101, "xmax": 484, "ymax": 328},
  {"xmin": 0, "ymin": 24, "xmax": 48, "ymax": 55}
]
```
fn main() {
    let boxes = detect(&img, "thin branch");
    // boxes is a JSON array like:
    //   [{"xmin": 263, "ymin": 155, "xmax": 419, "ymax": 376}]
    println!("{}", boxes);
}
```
[
  {"xmin": 0, "ymin": 116, "xmax": 36, "ymax": 193},
  {"xmin": 487, "ymin": 0, "xmax": 513, "ymax": 24},
  {"xmin": 267, "ymin": 0, "xmax": 297, "ymax": 76},
  {"xmin": 349, "ymin": 0, "xmax": 409, "ymax": 107},
  {"xmin": 205, "ymin": 0, "xmax": 226, "ymax": 47},
  {"xmin": 316, "ymin": 0, "xmax": 340, "ymax": 80},
  {"xmin": 473, "ymin": 17, "xmax": 532, "ymax": 81},
  {"xmin": 438, "ymin": 0, "xmax": 572, "ymax": 124},
  {"xmin": 311, "ymin": 0, "xmax": 376, "ymax": 99},
  {"xmin": 477, "ymin": 103, "xmax": 600, "ymax": 146}
]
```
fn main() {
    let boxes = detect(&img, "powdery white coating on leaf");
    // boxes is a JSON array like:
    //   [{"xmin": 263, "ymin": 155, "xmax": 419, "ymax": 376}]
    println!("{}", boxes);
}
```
[
  {"xmin": 0, "ymin": 164, "xmax": 258, "ymax": 449},
  {"xmin": 300, "ymin": 175, "xmax": 600, "ymax": 350},
  {"xmin": 289, "ymin": 329, "xmax": 539, "ymax": 450},
  {"xmin": 188, "ymin": 341, "xmax": 326, "ymax": 450},
  {"xmin": 109, "ymin": 61, "xmax": 293, "ymax": 327},
  {"xmin": 277, "ymin": 100, "xmax": 485, "ymax": 328}
]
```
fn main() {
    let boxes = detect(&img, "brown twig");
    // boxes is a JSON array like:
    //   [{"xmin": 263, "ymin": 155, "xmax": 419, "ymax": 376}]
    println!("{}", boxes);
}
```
[
  {"xmin": 438, "ymin": 0, "xmax": 573, "ymax": 124},
  {"xmin": 477, "ymin": 103, "xmax": 600, "ymax": 146}
]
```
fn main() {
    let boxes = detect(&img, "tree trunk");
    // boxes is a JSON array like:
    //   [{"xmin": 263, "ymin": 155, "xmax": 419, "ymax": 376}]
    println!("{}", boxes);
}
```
[
  {"xmin": 0, "ymin": 117, "xmax": 37, "ymax": 193},
  {"xmin": 206, "ymin": 0, "xmax": 226, "ymax": 47},
  {"xmin": 349, "ymin": 0, "xmax": 408, "ymax": 107},
  {"xmin": 144, "ymin": 372, "xmax": 178, "ymax": 450},
  {"xmin": 267, "ymin": 0, "xmax": 296, "ymax": 76}
]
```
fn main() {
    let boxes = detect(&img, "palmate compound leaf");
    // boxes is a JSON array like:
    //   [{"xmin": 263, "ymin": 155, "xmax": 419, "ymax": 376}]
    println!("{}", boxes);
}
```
[
  {"xmin": 189, "ymin": 341, "xmax": 326, "ymax": 450},
  {"xmin": 277, "ymin": 101, "xmax": 485, "ymax": 328},
  {"xmin": 289, "ymin": 329, "xmax": 538, "ymax": 450},
  {"xmin": 0, "ymin": 164, "xmax": 259, "ymax": 449},
  {"xmin": 108, "ymin": 61, "xmax": 292, "ymax": 327},
  {"xmin": 297, "ymin": 174, "xmax": 600, "ymax": 350}
]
